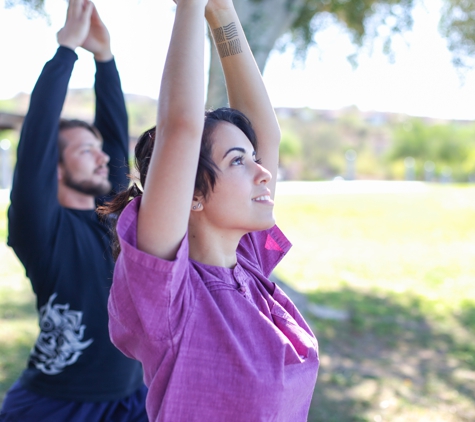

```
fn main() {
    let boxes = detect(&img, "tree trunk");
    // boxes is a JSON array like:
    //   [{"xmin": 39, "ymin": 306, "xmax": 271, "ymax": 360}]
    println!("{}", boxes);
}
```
[
  {"xmin": 206, "ymin": 28, "xmax": 228, "ymax": 109},
  {"xmin": 205, "ymin": 0, "xmax": 306, "ymax": 109}
]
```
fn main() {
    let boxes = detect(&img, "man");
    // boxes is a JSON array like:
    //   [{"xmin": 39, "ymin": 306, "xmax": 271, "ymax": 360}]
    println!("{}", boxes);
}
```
[{"xmin": 0, "ymin": 1, "xmax": 147, "ymax": 420}]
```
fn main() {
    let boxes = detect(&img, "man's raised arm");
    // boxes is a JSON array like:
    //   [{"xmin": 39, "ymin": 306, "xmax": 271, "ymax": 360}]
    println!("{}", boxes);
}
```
[{"xmin": 83, "ymin": 4, "xmax": 129, "ymax": 201}]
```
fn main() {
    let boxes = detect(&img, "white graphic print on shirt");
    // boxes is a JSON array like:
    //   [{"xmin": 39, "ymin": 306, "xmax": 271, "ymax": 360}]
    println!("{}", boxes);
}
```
[{"xmin": 29, "ymin": 293, "xmax": 93, "ymax": 375}]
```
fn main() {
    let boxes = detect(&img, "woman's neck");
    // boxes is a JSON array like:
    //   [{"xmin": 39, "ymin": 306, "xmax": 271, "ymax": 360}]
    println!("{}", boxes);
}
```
[{"xmin": 187, "ymin": 222, "xmax": 243, "ymax": 269}]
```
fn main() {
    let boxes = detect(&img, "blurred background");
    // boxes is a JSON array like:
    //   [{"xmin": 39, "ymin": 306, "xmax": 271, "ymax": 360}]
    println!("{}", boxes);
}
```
[{"xmin": 1, "ymin": 0, "xmax": 475, "ymax": 420}]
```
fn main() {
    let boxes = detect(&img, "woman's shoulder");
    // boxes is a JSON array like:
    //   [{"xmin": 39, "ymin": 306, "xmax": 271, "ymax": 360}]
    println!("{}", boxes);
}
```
[
  {"xmin": 237, "ymin": 225, "xmax": 292, "ymax": 278},
  {"xmin": 116, "ymin": 196, "xmax": 142, "ymax": 247},
  {"xmin": 116, "ymin": 196, "xmax": 191, "ymax": 279}
]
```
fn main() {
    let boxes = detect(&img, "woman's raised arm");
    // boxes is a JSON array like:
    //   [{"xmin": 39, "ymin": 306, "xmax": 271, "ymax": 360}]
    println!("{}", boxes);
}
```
[
  {"xmin": 137, "ymin": 0, "xmax": 207, "ymax": 260},
  {"xmin": 205, "ymin": 1, "xmax": 281, "ymax": 198}
]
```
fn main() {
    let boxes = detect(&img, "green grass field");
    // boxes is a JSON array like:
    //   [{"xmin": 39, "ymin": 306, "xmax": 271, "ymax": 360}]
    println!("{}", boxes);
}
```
[
  {"xmin": 0, "ymin": 196, "xmax": 37, "ymax": 406},
  {"xmin": 1, "ymin": 183, "xmax": 475, "ymax": 421}
]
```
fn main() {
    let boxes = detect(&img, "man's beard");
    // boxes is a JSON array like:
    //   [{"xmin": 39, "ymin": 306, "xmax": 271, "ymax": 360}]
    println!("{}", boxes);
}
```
[{"xmin": 63, "ymin": 169, "xmax": 112, "ymax": 197}]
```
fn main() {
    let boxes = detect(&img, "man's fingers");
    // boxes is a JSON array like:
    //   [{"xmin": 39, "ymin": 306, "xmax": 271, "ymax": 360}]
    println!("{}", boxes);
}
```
[
  {"xmin": 77, "ymin": 0, "xmax": 94, "ymax": 28},
  {"xmin": 67, "ymin": 0, "xmax": 83, "ymax": 18},
  {"xmin": 89, "ymin": 3, "xmax": 102, "ymax": 24},
  {"xmin": 58, "ymin": 0, "xmax": 94, "ymax": 49},
  {"xmin": 67, "ymin": 0, "xmax": 92, "ymax": 20},
  {"xmin": 83, "ymin": 0, "xmax": 94, "ymax": 20}
]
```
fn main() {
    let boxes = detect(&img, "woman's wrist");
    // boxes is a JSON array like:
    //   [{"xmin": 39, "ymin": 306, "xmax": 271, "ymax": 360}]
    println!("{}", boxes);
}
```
[
  {"xmin": 205, "ymin": 6, "xmax": 236, "ymax": 28},
  {"xmin": 176, "ymin": 0, "xmax": 207, "ymax": 12}
]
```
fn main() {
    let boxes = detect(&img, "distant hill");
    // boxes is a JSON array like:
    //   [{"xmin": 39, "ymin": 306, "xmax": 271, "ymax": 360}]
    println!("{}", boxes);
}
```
[
  {"xmin": 2, "ymin": 89, "xmax": 475, "ymax": 182},
  {"xmin": 2, "ymin": 88, "xmax": 471, "ymax": 137}
]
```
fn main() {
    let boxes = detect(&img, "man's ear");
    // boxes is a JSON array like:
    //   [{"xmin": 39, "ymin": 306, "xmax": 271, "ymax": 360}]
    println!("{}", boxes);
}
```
[{"xmin": 57, "ymin": 163, "xmax": 64, "ymax": 182}]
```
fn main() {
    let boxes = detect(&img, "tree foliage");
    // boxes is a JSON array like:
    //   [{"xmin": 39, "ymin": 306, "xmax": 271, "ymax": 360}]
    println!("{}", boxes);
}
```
[
  {"xmin": 208, "ymin": 0, "xmax": 416, "ymax": 106},
  {"xmin": 5, "ymin": 0, "xmax": 47, "ymax": 18},
  {"xmin": 9, "ymin": 0, "xmax": 475, "ymax": 105},
  {"xmin": 389, "ymin": 119, "xmax": 473, "ymax": 164},
  {"xmin": 288, "ymin": 0, "xmax": 415, "ymax": 61},
  {"xmin": 9, "ymin": 0, "xmax": 475, "ymax": 70},
  {"xmin": 7, "ymin": 0, "xmax": 417, "ymax": 107},
  {"xmin": 439, "ymin": 0, "xmax": 475, "ymax": 68},
  {"xmin": 276, "ymin": 107, "xmax": 392, "ymax": 181},
  {"xmin": 388, "ymin": 118, "xmax": 475, "ymax": 181}
]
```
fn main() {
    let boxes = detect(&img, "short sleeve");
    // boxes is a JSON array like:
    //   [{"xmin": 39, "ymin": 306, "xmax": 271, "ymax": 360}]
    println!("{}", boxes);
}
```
[
  {"xmin": 237, "ymin": 225, "xmax": 292, "ymax": 278},
  {"xmin": 108, "ymin": 197, "xmax": 194, "ymax": 359}
]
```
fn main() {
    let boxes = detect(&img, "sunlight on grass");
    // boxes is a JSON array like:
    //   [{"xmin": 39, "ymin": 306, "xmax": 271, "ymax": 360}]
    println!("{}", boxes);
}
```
[{"xmin": 274, "ymin": 184, "xmax": 475, "ymax": 308}]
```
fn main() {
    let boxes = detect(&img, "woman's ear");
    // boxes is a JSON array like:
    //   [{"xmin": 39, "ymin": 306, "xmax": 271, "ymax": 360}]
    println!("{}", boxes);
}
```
[{"xmin": 191, "ymin": 194, "xmax": 204, "ymax": 212}]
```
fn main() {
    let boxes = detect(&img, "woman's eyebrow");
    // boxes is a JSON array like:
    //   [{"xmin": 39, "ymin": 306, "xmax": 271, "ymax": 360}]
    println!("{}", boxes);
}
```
[{"xmin": 222, "ymin": 147, "xmax": 246, "ymax": 159}]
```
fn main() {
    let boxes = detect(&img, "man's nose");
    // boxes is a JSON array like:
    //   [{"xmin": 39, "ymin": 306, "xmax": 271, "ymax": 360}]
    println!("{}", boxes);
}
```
[{"xmin": 98, "ymin": 150, "xmax": 110, "ymax": 164}]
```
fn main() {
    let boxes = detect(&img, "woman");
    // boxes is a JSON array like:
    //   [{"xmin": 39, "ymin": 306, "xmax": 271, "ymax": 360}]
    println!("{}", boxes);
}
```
[{"xmin": 101, "ymin": 0, "xmax": 319, "ymax": 420}]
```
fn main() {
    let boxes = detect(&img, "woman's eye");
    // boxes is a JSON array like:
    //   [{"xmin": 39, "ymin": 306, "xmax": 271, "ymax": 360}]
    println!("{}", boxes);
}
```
[
  {"xmin": 232, "ymin": 156, "xmax": 244, "ymax": 165},
  {"xmin": 254, "ymin": 158, "xmax": 262, "ymax": 165}
]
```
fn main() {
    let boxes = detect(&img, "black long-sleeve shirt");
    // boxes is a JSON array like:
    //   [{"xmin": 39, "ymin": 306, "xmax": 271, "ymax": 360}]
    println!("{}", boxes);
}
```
[{"xmin": 8, "ymin": 46, "xmax": 144, "ymax": 402}]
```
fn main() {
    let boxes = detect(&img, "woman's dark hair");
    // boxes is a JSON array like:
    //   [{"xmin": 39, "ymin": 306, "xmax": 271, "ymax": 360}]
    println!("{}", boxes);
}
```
[{"xmin": 98, "ymin": 107, "xmax": 257, "ymax": 260}]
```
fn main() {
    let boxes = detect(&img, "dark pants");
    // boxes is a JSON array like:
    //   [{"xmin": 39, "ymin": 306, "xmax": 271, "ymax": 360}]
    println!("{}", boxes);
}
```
[{"xmin": 0, "ymin": 381, "xmax": 148, "ymax": 422}]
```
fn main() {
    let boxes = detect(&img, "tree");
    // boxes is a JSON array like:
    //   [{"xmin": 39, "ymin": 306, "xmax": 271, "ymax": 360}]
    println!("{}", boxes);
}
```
[
  {"xmin": 439, "ymin": 0, "xmax": 475, "ymax": 68},
  {"xmin": 7, "ymin": 0, "xmax": 417, "ymax": 107},
  {"xmin": 10, "ymin": 0, "xmax": 475, "ymax": 103},
  {"xmin": 388, "ymin": 118, "xmax": 475, "ymax": 181},
  {"xmin": 5, "ymin": 0, "xmax": 47, "ymax": 18},
  {"xmin": 207, "ymin": 0, "xmax": 416, "ymax": 107}
]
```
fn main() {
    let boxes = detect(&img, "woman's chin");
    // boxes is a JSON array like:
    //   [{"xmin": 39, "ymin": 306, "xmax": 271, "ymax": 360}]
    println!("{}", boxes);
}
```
[{"xmin": 255, "ymin": 216, "xmax": 276, "ymax": 232}]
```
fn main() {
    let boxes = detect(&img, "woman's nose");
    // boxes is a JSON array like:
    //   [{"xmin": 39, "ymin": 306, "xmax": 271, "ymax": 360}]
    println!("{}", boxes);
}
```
[{"xmin": 255, "ymin": 163, "xmax": 272, "ymax": 184}]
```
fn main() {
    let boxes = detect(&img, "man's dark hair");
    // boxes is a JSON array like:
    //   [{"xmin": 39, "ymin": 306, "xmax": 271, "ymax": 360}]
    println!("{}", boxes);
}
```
[{"xmin": 58, "ymin": 119, "xmax": 102, "ymax": 162}]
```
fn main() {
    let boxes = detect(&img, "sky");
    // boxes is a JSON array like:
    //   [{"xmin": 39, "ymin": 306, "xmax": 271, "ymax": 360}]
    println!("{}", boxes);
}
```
[{"xmin": 1, "ymin": 0, "xmax": 475, "ymax": 121}]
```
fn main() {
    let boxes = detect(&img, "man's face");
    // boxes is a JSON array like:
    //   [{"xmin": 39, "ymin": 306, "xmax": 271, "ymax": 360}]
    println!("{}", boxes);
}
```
[{"xmin": 58, "ymin": 127, "xmax": 111, "ymax": 197}]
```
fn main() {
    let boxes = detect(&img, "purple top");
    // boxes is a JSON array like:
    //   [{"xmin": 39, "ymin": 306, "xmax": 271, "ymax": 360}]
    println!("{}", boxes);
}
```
[{"xmin": 108, "ymin": 197, "xmax": 319, "ymax": 421}]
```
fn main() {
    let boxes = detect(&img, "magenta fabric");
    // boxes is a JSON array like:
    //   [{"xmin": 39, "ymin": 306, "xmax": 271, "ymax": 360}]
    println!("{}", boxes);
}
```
[{"xmin": 108, "ymin": 197, "xmax": 319, "ymax": 422}]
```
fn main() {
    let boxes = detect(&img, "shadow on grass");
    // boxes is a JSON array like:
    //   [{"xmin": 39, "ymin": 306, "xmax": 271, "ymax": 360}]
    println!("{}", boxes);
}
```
[
  {"xmin": 305, "ymin": 288, "xmax": 475, "ymax": 422},
  {"xmin": 459, "ymin": 300, "xmax": 475, "ymax": 333},
  {"xmin": 0, "ymin": 299, "xmax": 36, "ymax": 321}
]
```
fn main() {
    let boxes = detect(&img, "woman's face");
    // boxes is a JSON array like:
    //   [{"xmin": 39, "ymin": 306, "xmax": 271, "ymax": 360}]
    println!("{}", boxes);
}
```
[{"xmin": 200, "ymin": 121, "xmax": 275, "ymax": 234}]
